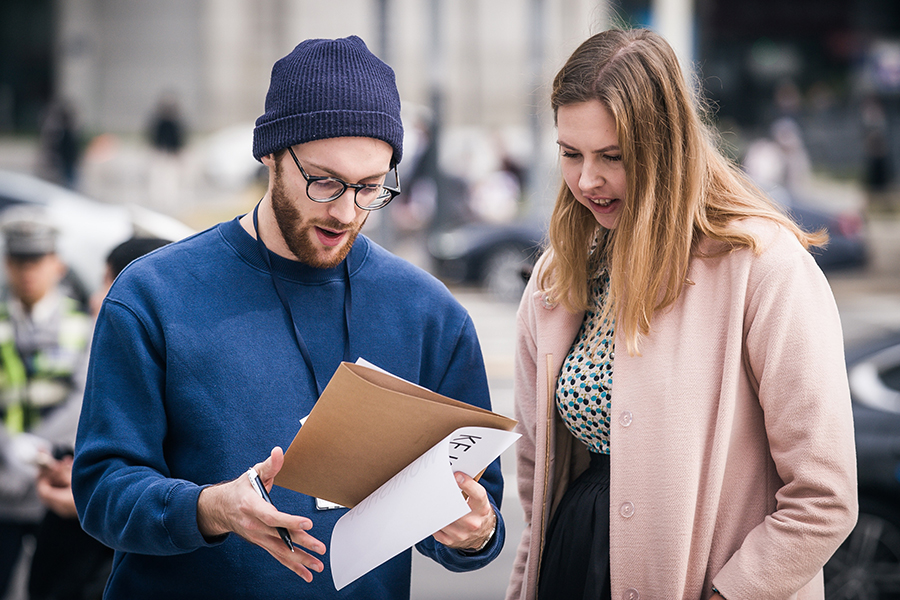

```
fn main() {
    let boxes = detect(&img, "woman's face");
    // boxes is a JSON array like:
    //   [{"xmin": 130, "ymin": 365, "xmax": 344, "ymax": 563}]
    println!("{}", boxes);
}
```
[{"xmin": 557, "ymin": 100, "xmax": 626, "ymax": 230}]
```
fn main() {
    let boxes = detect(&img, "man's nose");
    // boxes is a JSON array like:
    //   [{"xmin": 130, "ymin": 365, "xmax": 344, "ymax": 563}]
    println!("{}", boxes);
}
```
[{"xmin": 327, "ymin": 188, "xmax": 360, "ymax": 224}]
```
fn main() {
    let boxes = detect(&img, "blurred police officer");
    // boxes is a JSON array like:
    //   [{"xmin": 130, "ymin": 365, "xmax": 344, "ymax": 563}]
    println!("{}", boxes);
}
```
[{"xmin": 0, "ymin": 213, "xmax": 92, "ymax": 598}]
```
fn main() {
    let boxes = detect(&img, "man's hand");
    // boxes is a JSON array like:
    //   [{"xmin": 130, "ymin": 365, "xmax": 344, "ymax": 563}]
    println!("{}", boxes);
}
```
[
  {"xmin": 36, "ymin": 454, "xmax": 79, "ymax": 519},
  {"xmin": 432, "ymin": 472, "xmax": 496, "ymax": 552},
  {"xmin": 197, "ymin": 447, "xmax": 326, "ymax": 582}
]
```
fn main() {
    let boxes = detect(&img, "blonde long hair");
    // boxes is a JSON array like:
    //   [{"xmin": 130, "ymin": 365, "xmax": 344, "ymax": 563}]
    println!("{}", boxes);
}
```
[{"xmin": 539, "ymin": 29, "xmax": 825, "ymax": 355}]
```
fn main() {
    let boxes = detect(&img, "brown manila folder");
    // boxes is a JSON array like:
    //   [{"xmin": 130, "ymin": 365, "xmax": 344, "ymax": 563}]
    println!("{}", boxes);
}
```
[{"xmin": 275, "ymin": 360, "xmax": 517, "ymax": 508}]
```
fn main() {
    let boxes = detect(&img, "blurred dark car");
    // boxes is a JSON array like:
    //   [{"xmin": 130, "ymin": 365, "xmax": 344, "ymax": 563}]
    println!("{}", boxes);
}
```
[
  {"xmin": 427, "ymin": 219, "xmax": 546, "ymax": 302},
  {"xmin": 824, "ymin": 332, "xmax": 900, "ymax": 600},
  {"xmin": 426, "ymin": 184, "xmax": 867, "ymax": 302},
  {"xmin": 0, "ymin": 169, "xmax": 195, "ymax": 298},
  {"xmin": 770, "ymin": 186, "xmax": 869, "ymax": 271}
]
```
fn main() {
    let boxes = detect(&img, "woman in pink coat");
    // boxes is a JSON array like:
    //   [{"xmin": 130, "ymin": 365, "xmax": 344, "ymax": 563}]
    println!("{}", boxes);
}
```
[{"xmin": 506, "ymin": 29, "xmax": 858, "ymax": 600}]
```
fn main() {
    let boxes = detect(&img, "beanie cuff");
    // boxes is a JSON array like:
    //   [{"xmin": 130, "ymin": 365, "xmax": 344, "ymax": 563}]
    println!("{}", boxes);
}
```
[{"xmin": 253, "ymin": 110, "xmax": 404, "ymax": 165}]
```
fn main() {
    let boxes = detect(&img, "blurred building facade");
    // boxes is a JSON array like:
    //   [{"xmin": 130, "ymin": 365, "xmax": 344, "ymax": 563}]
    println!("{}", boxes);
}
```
[
  {"xmin": 0, "ymin": 0, "xmax": 898, "ymax": 205},
  {"xmin": 1, "ymin": 0, "xmax": 609, "ymax": 219},
  {"xmin": 620, "ymin": 0, "xmax": 900, "ymax": 185},
  {"xmin": 694, "ymin": 0, "xmax": 900, "ymax": 183},
  {"xmin": 5, "ymin": 0, "xmax": 602, "ymax": 137}
]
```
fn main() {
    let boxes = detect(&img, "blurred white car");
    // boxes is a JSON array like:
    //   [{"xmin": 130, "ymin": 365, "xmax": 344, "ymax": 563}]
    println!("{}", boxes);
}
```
[
  {"xmin": 0, "ymin": 169, "xmax": 195, "ymax": 296},
  {"xmin": 823, "ymin": 331, "xmax": 900, "ymax": 598},
  {"xmin": 201, "ymin": 123, "xmax": 266, "ymax": 190}
]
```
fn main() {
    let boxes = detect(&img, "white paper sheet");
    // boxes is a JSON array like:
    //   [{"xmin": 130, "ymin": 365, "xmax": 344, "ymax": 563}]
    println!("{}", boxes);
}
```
[{"xmin": 329, "ymin": 425, "xmax": 520, "ymax": 590}]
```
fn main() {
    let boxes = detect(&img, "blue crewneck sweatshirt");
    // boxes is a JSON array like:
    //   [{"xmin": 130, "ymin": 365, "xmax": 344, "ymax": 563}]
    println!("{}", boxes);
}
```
[{"xmin": 73, "ymin": 218, "xmax": 504, "ymax": 599}]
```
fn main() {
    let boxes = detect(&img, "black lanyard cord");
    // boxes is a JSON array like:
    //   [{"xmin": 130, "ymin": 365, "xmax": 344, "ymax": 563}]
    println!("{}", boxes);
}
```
[{"xmin": 252, "ymin": 202, "xmax": 352, "ymax": 397}]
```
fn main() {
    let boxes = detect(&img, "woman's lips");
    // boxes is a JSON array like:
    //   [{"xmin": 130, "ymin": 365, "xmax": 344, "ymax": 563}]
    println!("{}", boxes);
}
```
[{"xmin": 585, "ymin": 197, "xmax": 620, "ymax": 214}]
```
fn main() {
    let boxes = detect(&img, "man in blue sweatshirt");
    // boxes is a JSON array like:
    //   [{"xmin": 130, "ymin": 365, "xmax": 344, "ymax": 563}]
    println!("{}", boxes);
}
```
[{"xmin": 72, "ymin": 35, "xmax": 504, "ymax": 599}]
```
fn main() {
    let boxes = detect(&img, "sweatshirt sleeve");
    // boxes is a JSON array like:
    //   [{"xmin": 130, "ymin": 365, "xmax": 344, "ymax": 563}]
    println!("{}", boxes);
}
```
[
  {"xmin": 72, "ymin": 299, "xmax": 221, "ymax": 555},
  {"xmin": 414, "ymin": 314, "xmax": 507, "ymax": 571},
  {"xmin": 712, "ymin": 229, "xmax": 858, "ymax": 598}
]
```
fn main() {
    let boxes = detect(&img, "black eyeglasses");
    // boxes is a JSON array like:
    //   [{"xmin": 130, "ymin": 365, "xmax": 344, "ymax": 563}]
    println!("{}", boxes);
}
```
[{"xmin": 287, "ymin": 147, "xmax": 401, "ymax": 211}]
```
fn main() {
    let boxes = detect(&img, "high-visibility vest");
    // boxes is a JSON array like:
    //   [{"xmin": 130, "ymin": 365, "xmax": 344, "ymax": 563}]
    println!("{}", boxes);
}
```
[{"xmin": 0, "ymin": 296, "xmax": 91, "ymax": 434}]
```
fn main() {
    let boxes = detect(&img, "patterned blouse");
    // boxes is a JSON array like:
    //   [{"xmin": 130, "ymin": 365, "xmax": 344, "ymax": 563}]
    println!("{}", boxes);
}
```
[{"xmin": 555, "ymin": 269, "xmax": 615, "ymax": 454}]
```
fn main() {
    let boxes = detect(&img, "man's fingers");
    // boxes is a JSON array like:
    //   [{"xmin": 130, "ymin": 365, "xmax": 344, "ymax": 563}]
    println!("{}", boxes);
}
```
[
  {"xmin": 239, "ymin": 509, "xmax": 327, "ymax": 581},
  {"xmin": 433, "ymin": 473, "xmax": 496, "ymax": 550},
  {"xmin": 259, "ymin": 536, "xmax": 324, "ymax": 582},
  {"xmin": 247, "ymin": 498, "xmax": 327, "ymax": 557},
  {"xmin": 209, "ymin": 452, "xmax": 329, "ymax": 582},
  {"xmin": 454, "ymin": 472, "xmax": 489, "ymax": 511},
  {"xmin": 289, "ymin": 528, "xmax": 326, "ymax": 556},
  {"xmin": 262, "ymin": 513, "xmax": 326, "ymax": 556}
]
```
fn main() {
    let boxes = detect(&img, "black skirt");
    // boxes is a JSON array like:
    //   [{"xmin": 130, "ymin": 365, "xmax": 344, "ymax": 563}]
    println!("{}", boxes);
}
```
[{"xmin": 538, "ymin": 451, "xmax": 612, "ymax": 600}]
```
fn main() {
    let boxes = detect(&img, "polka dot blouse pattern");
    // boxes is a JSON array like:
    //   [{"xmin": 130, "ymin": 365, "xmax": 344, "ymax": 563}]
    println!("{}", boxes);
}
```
[{"xmin": 555, "ymin": 269, "xmax": 615, "ymax": 455}]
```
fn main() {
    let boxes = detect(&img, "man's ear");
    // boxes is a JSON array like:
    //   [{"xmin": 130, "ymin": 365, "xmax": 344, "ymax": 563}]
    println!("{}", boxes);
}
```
[{"xmin": 261, "ymin": 153, "xmax": 276, "ymax": 168}]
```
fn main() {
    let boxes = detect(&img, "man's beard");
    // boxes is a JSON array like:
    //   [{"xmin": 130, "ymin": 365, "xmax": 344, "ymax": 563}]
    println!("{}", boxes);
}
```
[{"xmin": 270, "ymin": 160, "xmax": 367, "ymax": 269}]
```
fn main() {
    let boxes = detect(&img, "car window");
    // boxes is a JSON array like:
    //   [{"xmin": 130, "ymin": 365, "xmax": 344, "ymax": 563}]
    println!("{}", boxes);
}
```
[
  {"xmin": 881, "ymin": 364, "xmax": 900, "ymax": 393},
  {"xmin": 0, "ymin": 197, "xmax": 26, "ymax": 211}
]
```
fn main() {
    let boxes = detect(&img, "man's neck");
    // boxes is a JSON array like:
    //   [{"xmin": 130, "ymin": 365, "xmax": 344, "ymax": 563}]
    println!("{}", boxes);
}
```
[{"xmin": 239, "ymin": 196, "xmax": 297, "ymax": 262}]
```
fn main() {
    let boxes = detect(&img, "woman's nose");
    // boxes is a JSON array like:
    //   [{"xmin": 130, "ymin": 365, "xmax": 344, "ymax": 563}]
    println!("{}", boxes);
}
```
[{"xmin": 579, "ymin": 162, "xmax": 606, "ymax": 192}]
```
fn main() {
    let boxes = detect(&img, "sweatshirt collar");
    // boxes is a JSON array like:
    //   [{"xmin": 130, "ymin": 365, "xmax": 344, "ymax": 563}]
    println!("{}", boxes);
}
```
[{"xmin": 220, "ymin": 216, "xmax": 368, "ymax": 284}]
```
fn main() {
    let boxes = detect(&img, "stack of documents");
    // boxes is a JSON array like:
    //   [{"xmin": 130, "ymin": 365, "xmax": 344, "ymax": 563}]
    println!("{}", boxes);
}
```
[{"xmin": 274, "ymin": 360, "xmax": 519, "ymax": 589}]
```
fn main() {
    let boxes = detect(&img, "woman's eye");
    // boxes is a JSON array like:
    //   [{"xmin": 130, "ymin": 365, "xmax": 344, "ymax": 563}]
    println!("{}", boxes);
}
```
[
  {"xmin": 561, "ymin": 150, "xmax": 580, "ymax": 159},
  {"xmin": 605, "ymin": 154, "xmax": 623, "ymax": 162}
]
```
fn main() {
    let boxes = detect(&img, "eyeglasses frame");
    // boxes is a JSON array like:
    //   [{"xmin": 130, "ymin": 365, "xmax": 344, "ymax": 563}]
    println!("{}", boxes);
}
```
[{"xmin": 287, "ymin": 146, "xmax": 401, "ymax": 211}]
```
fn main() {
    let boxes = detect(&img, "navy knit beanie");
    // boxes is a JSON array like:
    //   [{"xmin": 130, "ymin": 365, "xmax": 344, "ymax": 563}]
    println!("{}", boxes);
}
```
[{"xmin": 252, "ymin": 35, "xmax": 403, "ymax": 165}]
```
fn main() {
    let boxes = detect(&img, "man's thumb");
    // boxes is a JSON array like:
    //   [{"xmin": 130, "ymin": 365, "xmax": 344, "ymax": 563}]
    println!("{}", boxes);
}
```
[{"xmin": 256, "ymin": 446, "xmax": 284, "ymax": 483}]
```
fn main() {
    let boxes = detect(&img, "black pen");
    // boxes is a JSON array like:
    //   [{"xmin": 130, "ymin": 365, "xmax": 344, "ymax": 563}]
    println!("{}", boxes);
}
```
[{"xmin": 247, "ymin": 467, "xmax": 294, "ymax": 552}]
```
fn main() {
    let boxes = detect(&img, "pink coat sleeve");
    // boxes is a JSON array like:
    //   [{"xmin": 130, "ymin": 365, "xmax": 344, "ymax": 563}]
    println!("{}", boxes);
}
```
[{"xmin": 712, "ymin": 224, "xmax": 858, "ymax": 598}]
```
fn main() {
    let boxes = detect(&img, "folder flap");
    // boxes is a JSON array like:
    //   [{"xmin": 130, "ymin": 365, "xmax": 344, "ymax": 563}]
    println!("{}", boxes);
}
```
[{"xmin": 274, "ymin": 362, "xmax": 516, "ymax": 508}]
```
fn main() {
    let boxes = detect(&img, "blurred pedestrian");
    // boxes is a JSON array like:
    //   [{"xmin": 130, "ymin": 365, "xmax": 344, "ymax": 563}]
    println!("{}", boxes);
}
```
[
  {"xmin": 37, "ymin": 100, "xmax": 82, "ymax": 190},
  {"xmin": 507, "ymin": 29, "xmax": 857, "ymax": 600},
  {"xmin": 391, "ymin": 111, "xmax": 440, "ymax": 232},
  {"xmin": 27, "ymin": 451, "xmax": 111, "ymax": 600},
  {"xmin": 742, "ymin": 116, "xmax": 812, "ymax": 193},
  {"xmin": 470, "ymin": 134, "xmax": 524, "ymax": 224},
  {"xmin": 0, "ymin": 212, "xmax": 92, "ymax": 599},
  {"xmin": 27, "ymin": 236, "xmax": 171, "ymax": 600},
  {"xmin": 146, "ymin": 92, "xmax": 188, "ymax": 214},
  {"xmin": 88, "ymin": 237, "xmax": 172, "ymax": 316},
  {"xmin": 72, "ymin": 35, "xmax": 504, "ymax": 600},
  {"xmin": 148, "ymin": 93, "xmax": 186, "ymax": 156},
  {"xmin": 861, "ymin": 94, "xmax": 894, "ymax": 212}
]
